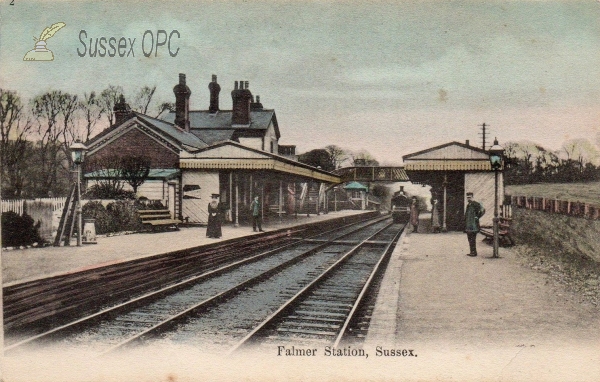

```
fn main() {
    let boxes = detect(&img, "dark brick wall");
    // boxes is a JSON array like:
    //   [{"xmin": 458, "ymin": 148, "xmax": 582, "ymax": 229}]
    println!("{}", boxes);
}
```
[{"xmin": 87, "ymin": 128, "xmax": 179, "ymax": 169}]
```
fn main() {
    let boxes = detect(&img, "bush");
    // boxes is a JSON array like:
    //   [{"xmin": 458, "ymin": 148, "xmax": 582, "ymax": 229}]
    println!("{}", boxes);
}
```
[
  {"xmin": 1, "ymin": 211, "xmax": 45, "ymax": 247},
  {"xmin": 106, "ymin": 201, "xmax": 143, "ymax": 232},
  {"xmin": 83, "ymin": 184, "xmax": 136, "ymax": 200},
  {"xmin": 82, "ymin": 201, "xmax": 113, "ymax": 235}
]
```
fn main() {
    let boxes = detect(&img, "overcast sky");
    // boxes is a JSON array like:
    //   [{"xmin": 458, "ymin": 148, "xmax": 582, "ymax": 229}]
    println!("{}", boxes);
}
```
[{"xmin": 1, "ymin": 0, "xmax": 599, "ymax": 164}]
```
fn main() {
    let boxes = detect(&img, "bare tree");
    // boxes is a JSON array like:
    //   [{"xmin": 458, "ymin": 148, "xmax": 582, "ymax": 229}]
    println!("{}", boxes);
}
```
[
  {"xmin": 99, "ymin": 85, "xmax": 124, "ymax": 126},
  {"xmin": 31, "ymin": 90, "xmax": 70, "ymax": 196},
  {"xmin": 131, "ymin": 86, "xmax": 157, "ymax": 114},
  {"xmin": 325, "ymin": 145, "xmax": 348, "ymax": 169},
  {"xmin": 79, "ymin": 91, "xmax": 103, "ymax": 141},
  {"xmin": 0, "ymin": 89, "xmax": 33, "ymax": 197},
  {"xmin": 350, "ymin": 149, "xmax": 379, "ymax": 166},
  {"xmin": 84, "ymin": 155, "xmax": 126, "ymax": 198},
  {"xmin": 155, "ymin": 101, "xmax": 175, "ymax": 118},
  {"xmin": 120, "ymin": 156, "xmax": 151, "ymax": 194},
  {"xmin": 57, "ymin": 93, "xmax": 80, "ymax": 168},
  {"xmin": 562, "ymin": 138, "xmax": 600, "ymax": 173}
]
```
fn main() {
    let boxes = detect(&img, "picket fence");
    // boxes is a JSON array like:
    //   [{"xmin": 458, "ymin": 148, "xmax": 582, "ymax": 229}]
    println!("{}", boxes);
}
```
[
  {"xmin": 510, "ymin": 195, "xmax": 600, "ymax": 220},
  {"xmin": 1, "ymin": 197, "xmax": 67, "ymax": 215}
]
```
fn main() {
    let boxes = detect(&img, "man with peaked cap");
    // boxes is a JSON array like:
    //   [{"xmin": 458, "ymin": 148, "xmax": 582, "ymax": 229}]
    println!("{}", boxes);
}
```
[{"xmin": 465, "ymin": 192, "xmax": 485, "ymax": 256}]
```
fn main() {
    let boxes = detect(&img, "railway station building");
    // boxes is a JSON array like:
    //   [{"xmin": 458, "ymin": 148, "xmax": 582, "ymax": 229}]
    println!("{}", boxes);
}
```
[
  {"xmin": 403, "ymin": 141, "xmax": 504, "ymax": 231},
  {"xmin": 84, "ymin": 74, "xmax": 339, "ymax": 224}
]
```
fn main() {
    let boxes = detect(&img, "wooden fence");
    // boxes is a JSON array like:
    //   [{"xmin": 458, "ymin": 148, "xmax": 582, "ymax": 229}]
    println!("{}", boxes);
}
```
[
  {"xmin": 1, "ymin": 198, "xmax": 67, "ymax": 215},
  {"xmin": 509, "ymin": 195, "xmax": 600, "ymax": 220}
]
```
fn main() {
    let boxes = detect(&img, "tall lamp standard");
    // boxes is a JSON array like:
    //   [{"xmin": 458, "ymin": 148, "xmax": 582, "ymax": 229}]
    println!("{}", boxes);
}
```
[
  {"xmin": 488, "ymin": 138, "xmax": 504, "ymax": 258},
  {"xmin": 70, "ymin": 140, "xmax": 88, "ymax": 247}
]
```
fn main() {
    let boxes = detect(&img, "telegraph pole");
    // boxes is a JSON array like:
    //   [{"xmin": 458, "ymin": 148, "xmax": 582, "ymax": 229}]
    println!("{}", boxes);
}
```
[{"xmin": 479, "ymin": 122, "xmax": 489, "ymax": 150}]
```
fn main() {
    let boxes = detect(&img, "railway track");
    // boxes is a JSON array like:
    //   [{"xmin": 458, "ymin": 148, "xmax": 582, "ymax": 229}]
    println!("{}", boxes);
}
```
[
  {"xmin": 229, "ymin": 220, "xmax": 403, "ymax": 354},
  {"xmin": 4, "ymin": 211, "xmax": 378, "ymax": 340},
  {"xmin": 6, "ymin": 214, "xmax": 393, "ymax": 355}
]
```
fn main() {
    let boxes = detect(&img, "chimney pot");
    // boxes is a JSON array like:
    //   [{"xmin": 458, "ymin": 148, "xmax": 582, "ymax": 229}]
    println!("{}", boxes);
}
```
[
  {"xmin": 234, "ymin": 81, "xmax": 238, "ymax": 90},
  {"xmin": 173, "ymin": 73, "xmax": 191, "ymax": 131},
  {"xmin": 208, "ymin": 75, "xmax": 221, "ymax": 113},
  {"xmin": 466, "ymin": 140, "xmax": 470, "ymax": 146},
  {"xmin": 113, "ymin": 94, "xmax": 132, "ymax": 126},
  {"xmin": 231, "ymin": 79, "xmax": 252, "ymax": 125},
  {"xmin": 245, "ymin": 81, "xmax": 249, "ymax": 89}
]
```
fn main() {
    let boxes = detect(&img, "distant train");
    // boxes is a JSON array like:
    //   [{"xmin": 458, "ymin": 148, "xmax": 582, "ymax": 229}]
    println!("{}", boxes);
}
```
[{"xmin": 390, "ymin": 191, "xmax": 410, "ymax": 224}]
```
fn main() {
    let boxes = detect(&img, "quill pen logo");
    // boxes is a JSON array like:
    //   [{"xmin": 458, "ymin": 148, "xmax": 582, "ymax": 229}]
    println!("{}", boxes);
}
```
[{"xmin": 23, "ymin": 22, "xmax": 66, "ymax": 61}]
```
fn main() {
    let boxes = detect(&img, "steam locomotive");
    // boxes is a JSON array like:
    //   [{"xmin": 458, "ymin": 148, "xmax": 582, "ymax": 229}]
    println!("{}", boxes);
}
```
[{"xmin": 390, "ymin": 190, "xmax": 410, "ymax": 224}]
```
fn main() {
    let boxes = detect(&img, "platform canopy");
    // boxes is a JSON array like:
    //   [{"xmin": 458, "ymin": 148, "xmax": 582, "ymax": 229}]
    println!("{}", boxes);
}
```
[
  {"xmin": 403, "ymin": 141, "xmax": 492, "ymax": 172},
  {"xmin": 180, "ymin": 140, "xmax": 340, "ymax": 183}
]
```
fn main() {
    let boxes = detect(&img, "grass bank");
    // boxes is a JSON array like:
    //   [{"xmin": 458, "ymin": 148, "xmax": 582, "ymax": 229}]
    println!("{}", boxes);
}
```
[
  {"xmin": 506, "ymin": 181, "xmax": 600, "ymax": 205},
  {"xmin": 511, "ymin": 208, "xmax": 600, "ymax": 307}
]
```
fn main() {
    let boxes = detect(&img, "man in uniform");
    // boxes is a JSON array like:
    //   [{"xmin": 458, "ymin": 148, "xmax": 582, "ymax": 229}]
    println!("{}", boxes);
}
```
[
  {"xmin": 465, "ymin": 192, "xmax": 485, "ymax": 256},
  {"xmin": 250, "ymin": 196, "xmax": 264, "ymax": 232}
]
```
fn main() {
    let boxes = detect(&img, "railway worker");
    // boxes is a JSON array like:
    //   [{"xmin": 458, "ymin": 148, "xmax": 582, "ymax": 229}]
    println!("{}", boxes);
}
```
[
  {"xmin": 431, "ymin": 198, "xmax": 441, "ymax": 233},
  {"xmin": 206, "ymin": 193, "xmax": 223, "ymax": 239},
  {"xmin": 250, "ymin": 196, "xmax": 264, "ymax": 232},
  {"xmin": 409, "ymin": 196, "xmax": 420, "ymax": 233},
  {"xmin": 465, "ymin": 192, "xmax": 485, "ymax": 257}
]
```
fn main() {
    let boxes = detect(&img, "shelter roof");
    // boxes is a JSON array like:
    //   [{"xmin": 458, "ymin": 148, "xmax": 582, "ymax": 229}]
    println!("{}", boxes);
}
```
[
  {"xmin": 403, "ymin": 141, "xmax": 493, "ymax": 171},
  {"xmin": 180, "ymin": 140, "xmax": 340, "ymax": 183},
  {"xmin": 343, "ymin": 181, "xmax": 368, "ymax": 190}
]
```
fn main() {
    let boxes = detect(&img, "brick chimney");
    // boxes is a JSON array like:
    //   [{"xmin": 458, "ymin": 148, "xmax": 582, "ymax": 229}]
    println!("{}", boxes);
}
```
[
  {"xmin": 173, "ymin": 73, "xmax": 191, "ymax": 131},
  {"xmin": 231, "ymin": 80, "xmax": 252, "ymax": 125},
  {"xmin": 113, "ymin": 94, "xmax": 132, "ymax": 126},
  {"xmin": 208, "ymin": 74, "xmax": 221, "ymax": 113},
  {"xmin": 251, "ymin": 94, "xmax": 263, "ymax": 110}
]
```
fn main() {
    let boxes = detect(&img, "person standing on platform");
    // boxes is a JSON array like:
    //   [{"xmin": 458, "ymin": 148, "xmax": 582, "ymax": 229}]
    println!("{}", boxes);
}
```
[
  {"xmin": 409, "ymin": 196, "xmax": 420, "ymax": 233},
  {"xmin": 431, "ymin": 198, "xmax": 441, "ymax": 233},
  {"xmin": 250, "ymin": 196, "xmax": 264, "ymax": 232},
  {"xmin": 206, "ymin": 193, "xmax": 223, "ymax": 239},
  {"xmin": 465, "ymin": 192, "xmax": 485, "ymax": 256}
]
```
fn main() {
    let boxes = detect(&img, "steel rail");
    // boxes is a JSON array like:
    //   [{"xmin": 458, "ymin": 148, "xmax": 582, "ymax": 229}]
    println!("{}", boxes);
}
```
[
  {"xmin": 5, "ymin": 215, "xmax": 387, "ymax": 354},
  {"xmin": 332, "ymin": 223, "xmax": 405, "ymax": 348},
  {"xmin": 99, "ymin": 215, "xmax": 391, "ymax": 354},
  {"xmin": 227, "ymin": 220, "xmax": 396, "ymax": 354}
]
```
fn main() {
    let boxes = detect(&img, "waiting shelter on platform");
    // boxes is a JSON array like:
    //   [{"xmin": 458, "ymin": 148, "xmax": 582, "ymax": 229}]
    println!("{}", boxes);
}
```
[{"xmin": 403, "ymin": 141, "xmax": 504, "ymax": 231}]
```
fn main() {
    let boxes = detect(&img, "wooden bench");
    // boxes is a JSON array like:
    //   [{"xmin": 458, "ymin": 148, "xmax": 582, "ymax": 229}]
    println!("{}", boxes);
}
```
[
  {"xmin": 138, "ymin": 209, "xmax": 181, "ymax": 231},
  {"xmin": 480, "ymin": 217, "xmax": 514, "ymax": 247}
]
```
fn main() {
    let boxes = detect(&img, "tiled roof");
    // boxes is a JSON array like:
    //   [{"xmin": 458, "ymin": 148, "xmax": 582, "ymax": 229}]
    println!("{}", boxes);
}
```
[
  {"xmin": 190, "ymin": 129, "xmax": 235, "ymax": 145},
  {"xmin": 134, "ymin": 113, "xmax": 207, "ymax": 149},
  {"xmin": 161, "ymin": 110, "xmax": 275, "ymax": 130}
]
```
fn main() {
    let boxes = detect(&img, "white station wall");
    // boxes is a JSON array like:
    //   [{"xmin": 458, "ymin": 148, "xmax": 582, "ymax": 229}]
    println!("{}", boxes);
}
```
[
  {"xmin": 181, "ymin": 171, "xmax": 219, "ymax": 224},
  {"xmin": 464, "ymin": 172, "xmax": 504, "ymax": 227}
]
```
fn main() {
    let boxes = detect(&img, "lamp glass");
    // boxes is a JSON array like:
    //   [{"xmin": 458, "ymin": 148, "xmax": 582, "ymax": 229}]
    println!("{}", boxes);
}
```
[
  {"xmin": 70, "ymin": 141, "xmax": 87, "ymax": 165},
  {"xmin": 490, "ymin": 154, "xmax": 502, "ymax": 170}
]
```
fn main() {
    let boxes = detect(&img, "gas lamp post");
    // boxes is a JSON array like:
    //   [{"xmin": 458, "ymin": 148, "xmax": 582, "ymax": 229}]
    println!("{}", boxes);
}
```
[
  {"xmin": 70, "ymin": 140, "xmax": 88, "ymax": 247},
  {"xmin": 488, "ymin": 138, "xmax": 504, "ymax": 258}
]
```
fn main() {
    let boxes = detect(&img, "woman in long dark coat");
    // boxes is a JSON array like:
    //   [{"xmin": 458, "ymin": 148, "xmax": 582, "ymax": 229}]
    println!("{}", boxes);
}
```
[
  {"xmin": 409, "ymin": 196, "xmax": 420, "ymax": 233},
  {"xmin": 206, "ymin": 193, "xmax": 222, "ymax": 239}
]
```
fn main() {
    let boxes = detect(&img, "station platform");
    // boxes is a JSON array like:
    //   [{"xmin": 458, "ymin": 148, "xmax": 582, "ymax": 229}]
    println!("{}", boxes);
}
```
[
  {"xmin": 364, "ymin": 213, "xmax": 600, "ymax": 381},
  {"xmin": 1, "ymin": 210, "xmax": 372, "ymax": 286}
]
